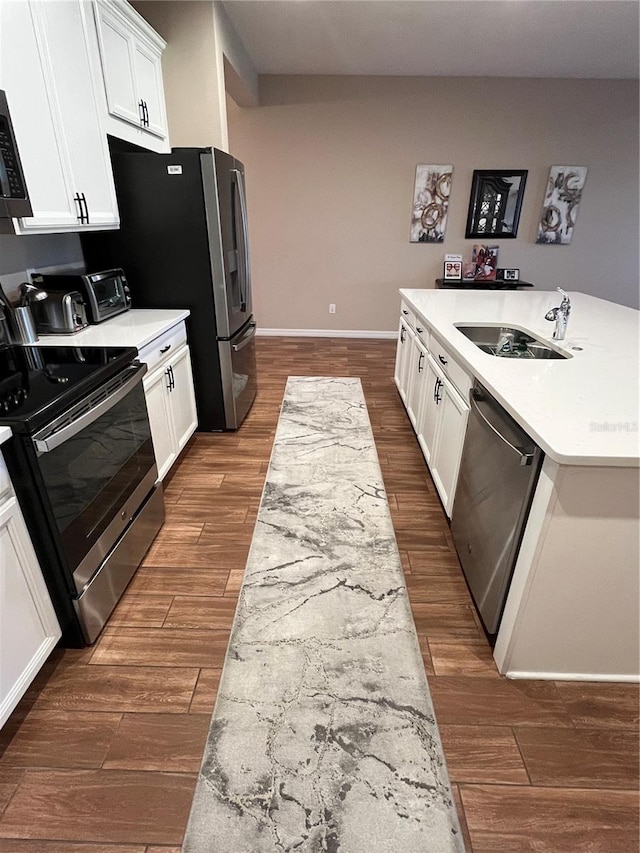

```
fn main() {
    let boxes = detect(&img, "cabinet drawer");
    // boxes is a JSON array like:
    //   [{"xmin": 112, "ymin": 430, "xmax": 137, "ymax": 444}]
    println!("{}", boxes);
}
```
[
  {"xmin": 400, "ymin": 302, "xmax": 416, "ymax": 330},
  {"xmin": 414, "ymin": 319, "xmax": 430, "ymax": 349},
  {"xmin": 138, "ymin": 322, "xmax": 187, "ymax": 374},
  {"xmin": 430, "ymin": 335, "xmax": 472, "ymax": 399}
]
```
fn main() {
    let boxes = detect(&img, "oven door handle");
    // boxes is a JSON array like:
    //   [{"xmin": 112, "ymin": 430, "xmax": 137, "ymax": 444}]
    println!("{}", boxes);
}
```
[{"xmin": 32, "ymin": 363, "xmax": 146, "ymax": 454}]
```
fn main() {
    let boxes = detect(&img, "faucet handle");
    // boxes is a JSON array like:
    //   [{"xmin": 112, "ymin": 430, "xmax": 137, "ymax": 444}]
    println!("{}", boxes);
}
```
[{"xmin": 557, "ymin": 287, "xmax": 570, "ymax": 305}]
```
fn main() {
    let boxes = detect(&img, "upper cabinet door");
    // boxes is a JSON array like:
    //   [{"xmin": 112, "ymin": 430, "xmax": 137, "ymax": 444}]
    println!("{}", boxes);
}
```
[
  {"xmin": 0, "ymin": 2, "xmax": 79, "ymax": 232},
  {"xmin": 93, "ymin": 0, "xmax": 170, "ymax": 153},
  {"xmin": 133, "ymin": 40, "xmax": 167, "ymax": 139},
  {"xmin": 35, "ymin": 1, "xmax": 119, "ymax": 230},
  {"xmin": 92, "ymin": 1, "xmax": 141, "ymax": 127},
  {"xmin": 0, "ymin": 0, "xmax": 119, "ymax": 234}
]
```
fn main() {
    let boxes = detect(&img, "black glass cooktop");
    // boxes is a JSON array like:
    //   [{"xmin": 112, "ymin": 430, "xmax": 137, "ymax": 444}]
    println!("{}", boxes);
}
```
[{"xmin": 0, "ymin": 344, "xmax": 139, "ymax": 434}]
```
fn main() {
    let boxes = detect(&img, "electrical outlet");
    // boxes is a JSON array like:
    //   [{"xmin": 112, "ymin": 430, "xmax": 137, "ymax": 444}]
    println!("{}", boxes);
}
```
[{"xmin": 329, "ymin": 303, "xmax": 336, "ymax": 314}]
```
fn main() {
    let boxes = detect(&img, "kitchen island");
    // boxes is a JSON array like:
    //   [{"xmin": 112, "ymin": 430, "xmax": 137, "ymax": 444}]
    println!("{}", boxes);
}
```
[{"xmin": 397, "ymin": 289, "xmax": 639, "ymax": 682}]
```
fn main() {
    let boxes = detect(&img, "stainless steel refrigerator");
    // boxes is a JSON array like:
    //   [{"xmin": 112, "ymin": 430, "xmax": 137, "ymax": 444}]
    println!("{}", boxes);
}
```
[{"xmin": 82, "ymin": 147, "xmax": 257, "ymax": 431}]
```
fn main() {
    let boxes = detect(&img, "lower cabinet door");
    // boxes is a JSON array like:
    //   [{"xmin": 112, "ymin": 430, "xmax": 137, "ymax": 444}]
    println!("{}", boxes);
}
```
[
  {"xmin": 144, "ymin": 365, "xmax": 176, "ymax": 481},
  {"xmin": 0, "ymin": 495, "xmax": 61, "ymax": 728},
  {"xmin": 406, "ymin": 336, "xmax": 428, "ymax": 430},
  {"xmin": 416, "ymin": 356, "xmax": 442, "ymax": 465},
  {"xmin": 431, "ymin": 382, "xmax": 469, "ymax": 518},
  {"xmin": 169, "ymin": 345, "xmax": 198, "ymax": 453}
]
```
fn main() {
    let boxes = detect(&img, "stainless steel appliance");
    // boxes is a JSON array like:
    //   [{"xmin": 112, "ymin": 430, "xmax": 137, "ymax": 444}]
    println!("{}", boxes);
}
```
[
  {"xmin": 0, "ymin": 89, "xmax": 32, "ymax": 228},
  {"xmin": 31, "ymin": 289, "xmax": 89, "ymax": 335},
  {"xmin": 0, "ymin": 342, "xmax": 164, "ymax": 645},
  {"xmin": 451, "ymin": 382, "xmax": 544, "ymax": 634},
  {"xmin": 35, "ymin": 269, "xmax": 131, "ymax": 324},
  {"xmin": 82, "ymin": 147, "xmax": 257, "ymax": 430}
]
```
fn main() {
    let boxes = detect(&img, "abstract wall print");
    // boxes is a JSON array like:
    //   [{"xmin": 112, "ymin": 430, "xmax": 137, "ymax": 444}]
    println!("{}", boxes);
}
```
[
  {"xmin": 410, "ymin": 164, "xmax": 453, "ymax": 243},
  {"xmin": 536, "ymin": 166, "xmax": 588, "ymax": 245}
]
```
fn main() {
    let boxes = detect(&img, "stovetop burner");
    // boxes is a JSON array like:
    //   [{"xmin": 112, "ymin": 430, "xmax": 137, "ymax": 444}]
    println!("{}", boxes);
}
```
[{"xmin": 0, "ymin": 344, "xmax": 139, "ymax": 433}]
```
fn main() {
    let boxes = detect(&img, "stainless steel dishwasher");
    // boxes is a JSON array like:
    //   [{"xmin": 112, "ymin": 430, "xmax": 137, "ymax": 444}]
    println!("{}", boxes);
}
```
[{"xmin": 451, "ymin": 381, "xmax": 544, "ymax": 634}]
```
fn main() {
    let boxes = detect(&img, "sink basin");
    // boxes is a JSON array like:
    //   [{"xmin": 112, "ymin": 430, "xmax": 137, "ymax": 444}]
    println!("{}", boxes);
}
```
[{"xmin": 455, "ymin": 325, "xmax": 570, "ymax": 359}]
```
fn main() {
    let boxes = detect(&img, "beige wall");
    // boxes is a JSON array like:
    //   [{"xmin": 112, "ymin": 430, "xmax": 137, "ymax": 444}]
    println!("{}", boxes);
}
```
[
  {"xmin": 133, "ymin": 1, "xmax": 228, "ymax": 149},
  {"xmin": 227, "ymin": 76, "xmax": 639, "ymax": 332}
]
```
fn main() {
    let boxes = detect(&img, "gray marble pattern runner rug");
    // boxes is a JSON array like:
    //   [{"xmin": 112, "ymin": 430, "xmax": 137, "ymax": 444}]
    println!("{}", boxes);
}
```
[{"xmin": 183, "ymin": 377, "xmax": 464, "ymax": 853}]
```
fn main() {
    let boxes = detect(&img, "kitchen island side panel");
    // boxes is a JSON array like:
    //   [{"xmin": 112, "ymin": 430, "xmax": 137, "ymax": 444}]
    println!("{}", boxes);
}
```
[{"xmin": 495, "ymin": 463, "xmax": 640, "ymax": 680}]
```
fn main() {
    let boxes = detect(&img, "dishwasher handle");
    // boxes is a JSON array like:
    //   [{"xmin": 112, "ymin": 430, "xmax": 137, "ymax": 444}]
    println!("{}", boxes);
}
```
[{"xmin": 470, "ymin": 390, "xmax": 535, "ymax": 466}]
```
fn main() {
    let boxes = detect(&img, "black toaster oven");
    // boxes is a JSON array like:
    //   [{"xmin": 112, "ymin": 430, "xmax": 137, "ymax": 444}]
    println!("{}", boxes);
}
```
[{"xmin": 37, "ymin": 269, "xmax": 131, "ymax": 324}]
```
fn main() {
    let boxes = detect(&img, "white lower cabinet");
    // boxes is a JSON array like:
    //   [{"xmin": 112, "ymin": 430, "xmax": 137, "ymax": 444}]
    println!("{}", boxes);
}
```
[
  {"xmin": 0, "ymin": 482, "xmax": 61, "ymax": 728},
  {"xmin": 395, "ymin": 308, "xmax": 471, "ymax": 517},
  {"xmin": 393, "ymin": 319, "xmax": 414, "ymax": 405},
  {"xmin": 143, "ymin": 341, "xmax": 198, "ymax": 481},
  {"xmin": 406, "ymin": 333, "xmax": 428, "ymax": 430},
  {"xmin": 429, "ymin": 372, "xmax": 469, "ymax": 517}
]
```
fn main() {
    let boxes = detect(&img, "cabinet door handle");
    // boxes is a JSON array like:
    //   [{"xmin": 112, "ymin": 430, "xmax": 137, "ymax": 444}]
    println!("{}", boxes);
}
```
[
  {"xmin": 139, "ymin": 100, "xmax": 145, "ymax": 126},
  {"xmin": 80, "ymin": 193, "xmax": 89, "ymax": 224},
  {"xmin": 74, "ymin": 193, "xmax": 84, "ymax": 223},
  {"xmin": 433, "ymin": 377, "xmax": 439, "ymax": 402},
  {"xmin": 418, "ymin": 352, "xmax": 424, "ymax": 373},
  {"xmin": 142, "ymin": 100, "xmax": 149, "ymax": 127},
  {"xmin": 160, "ymin": 345, "xmax": 171, "ymax": 354},
  {"xmin": 400, "ymin": 327, "xmax": 406, "ymax": 343},
  {"xmin": 416, "ymin": 326, "xmax": 423, "ymax": 333},
  {"xmin": 402, "ymin": 309, "xmax": 409, "ymax": 315},
  {"xmin": 165, "ymin": 367, "xmax": 172, "ymax": 391},
  {"xmin": 438, "ymin": 354, "xmax": 448, "ymax": 366},
  {"xmin": 168, "ymin": 364, "xmax": 175, "ymax": 390}
]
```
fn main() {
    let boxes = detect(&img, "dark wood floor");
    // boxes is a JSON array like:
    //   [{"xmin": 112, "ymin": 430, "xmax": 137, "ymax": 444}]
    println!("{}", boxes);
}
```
[{"xmin": 0, "ymin": 337, "xmax": 638, "ymax": 853}]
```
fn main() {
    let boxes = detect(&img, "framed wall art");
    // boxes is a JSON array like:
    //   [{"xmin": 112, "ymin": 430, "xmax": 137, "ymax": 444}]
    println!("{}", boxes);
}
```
[
  {"xmin": 536, "ymin": 166, "xmax": 588, "ymax": 245},
  {"xmin": 410, "ymin": 164, "xmax": 453, "ymax": 243}
]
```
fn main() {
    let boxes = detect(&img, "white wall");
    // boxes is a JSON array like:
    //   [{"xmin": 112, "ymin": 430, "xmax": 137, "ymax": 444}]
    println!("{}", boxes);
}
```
[{"xmin": 226, "ymin": 76, "xmax": 639, "ymax": 332}]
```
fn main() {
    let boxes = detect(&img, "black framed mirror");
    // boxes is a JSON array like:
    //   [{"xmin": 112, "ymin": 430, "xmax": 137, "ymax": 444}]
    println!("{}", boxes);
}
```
[{"xmin": 465, "ymin": 170, "xmax": 528, "ymax": 239}]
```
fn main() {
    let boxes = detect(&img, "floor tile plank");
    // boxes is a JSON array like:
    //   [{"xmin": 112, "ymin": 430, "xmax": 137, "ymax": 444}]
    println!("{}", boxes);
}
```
[
  {"xmin": 103, "ymin": 713, "xmax": 211, "ymax": 772},
  {"xmin": 440, "ymin": 725, "xmax": 530, "ymax": 784},
  {"xmin": 515, "ymin": 727, "xmax": 640, "ymax": 789},
  {"xmin": 460, "ymin": 783, "xmax": 640, "ymax": 853},
  {"xmin": 0, "ymin": 769, "xmax": 196, "ymax": 845}
]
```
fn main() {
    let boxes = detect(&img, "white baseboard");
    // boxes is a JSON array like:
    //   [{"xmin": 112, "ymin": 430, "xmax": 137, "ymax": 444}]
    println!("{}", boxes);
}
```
[
  {"xmin": 505, "ymin": 670, "xmax": 640, "ymax": 683},
  {"xmin": 256, "ymin": 328, "xmax": 397, "ymax": 340}
]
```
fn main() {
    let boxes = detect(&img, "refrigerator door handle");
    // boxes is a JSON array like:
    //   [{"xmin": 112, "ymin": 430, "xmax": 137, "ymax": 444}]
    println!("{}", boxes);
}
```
[
  {"xmin": 232, "ymin": 321, "xmax": 256, "ymax": 352},
  {"xmin": 232, "ymin": 168, "xmax": 251, "ymax": 313}
]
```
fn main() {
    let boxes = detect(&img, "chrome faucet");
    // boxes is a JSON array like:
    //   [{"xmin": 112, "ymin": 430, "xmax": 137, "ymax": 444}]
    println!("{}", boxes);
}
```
[{"xmin": 545, "ymin": 288, "xmax": 571, "ymax": 340}]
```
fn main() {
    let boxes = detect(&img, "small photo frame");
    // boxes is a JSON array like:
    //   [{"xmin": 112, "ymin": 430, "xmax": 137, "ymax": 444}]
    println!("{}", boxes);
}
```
[
  {"xmin": 462, "ymin": 261, "xmax": 476, "ymax": 280},
  {"xmin": 503, "ymin": 268, "xmax": 520, "ymax": 282},
  {"xmin": 472, "ymin": 244, "xmax": 499, "ymax": 281},
  {"xmin": 444, "ymin": 260, "xmax": 462, "ymax": 280}
]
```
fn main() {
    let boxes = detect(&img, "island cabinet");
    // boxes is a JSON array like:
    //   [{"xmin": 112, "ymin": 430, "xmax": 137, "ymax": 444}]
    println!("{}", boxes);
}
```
[
  {"xmin": 92, "ymin": 0, "xmax": 170, "ymax": 153},
  {"xmin": 0, "ymin": 0, "xmax": 119, "ymax": 234},
  {"xmin": 395, "ymin": 301, "xmax": 471, "ymax": 518},
  {"xmin": 0, "ymin": 453, "xmax": 61, "ymax": 728},
  {"xmin": 139, "ymin": 323, "xmax": 198, "ymax": 481}
]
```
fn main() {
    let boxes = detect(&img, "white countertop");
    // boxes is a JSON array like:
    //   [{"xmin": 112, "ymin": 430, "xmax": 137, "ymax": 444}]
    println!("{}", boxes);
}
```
[
  {"xmin": 34, "ymin": 308, "xmax": 190, "ymax": 352},
  {"xmin": 0, "ymin": 427, "xmax": 12, "ymax": 446},
  {"xmin": 400, "ymin": 289, "xmax": 640, "ymax": 467}
]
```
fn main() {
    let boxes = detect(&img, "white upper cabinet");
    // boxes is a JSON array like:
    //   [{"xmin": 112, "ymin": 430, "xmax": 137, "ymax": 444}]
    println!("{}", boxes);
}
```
[
  {"xmin": 93, "ymin": 0, "xmax": 170, "ymax": 152},
  {"xmin": 0, "ymin": 1, "xmax": 119, "ymax": 234}
]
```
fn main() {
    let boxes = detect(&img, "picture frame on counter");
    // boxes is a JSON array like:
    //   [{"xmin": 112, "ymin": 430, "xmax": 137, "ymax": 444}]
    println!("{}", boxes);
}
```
[
  {"xmin": 497, "ymin": 268, "xmax": 520, "ymax": 282},
  {"xmin": 443, "ymin": 253, "xmax": 463, "ymax": 280}
]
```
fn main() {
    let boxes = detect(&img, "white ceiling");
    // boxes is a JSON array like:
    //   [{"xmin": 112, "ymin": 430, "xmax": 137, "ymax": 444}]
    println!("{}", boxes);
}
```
[{"xmin": 221, "ymin": 0, "xmax": 639, "ymax": 79}]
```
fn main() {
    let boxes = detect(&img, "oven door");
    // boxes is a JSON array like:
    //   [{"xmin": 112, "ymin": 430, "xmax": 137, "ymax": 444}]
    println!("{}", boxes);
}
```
[{"xmin": 31, "ymin": 362, "xmax": 157, "ymax": 594}]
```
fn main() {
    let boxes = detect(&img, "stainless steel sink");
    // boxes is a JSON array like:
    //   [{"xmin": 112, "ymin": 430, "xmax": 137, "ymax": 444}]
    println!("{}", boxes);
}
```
[{"xmin": 455, "ymin": 325, "xmax": 570, "ymax": 359}]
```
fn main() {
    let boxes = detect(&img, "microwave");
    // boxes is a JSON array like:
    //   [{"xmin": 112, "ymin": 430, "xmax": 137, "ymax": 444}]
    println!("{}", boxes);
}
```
[
  {"xmin": 36, "ymin": 269, "xmax": 131, "ymax": 324},
  {"xmin": 0, "ymin": 90, "xmax": 32, "ymax": 226}
]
